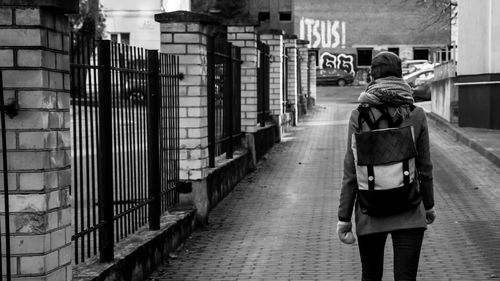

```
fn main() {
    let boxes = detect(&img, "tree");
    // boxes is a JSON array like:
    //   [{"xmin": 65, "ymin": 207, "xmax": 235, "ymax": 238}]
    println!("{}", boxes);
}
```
[
  {"xmin": 191, "ymin": 0, "xmax": 249, "ymax": 19},
  {"xmin": 69, "ymin": 0, "xmax": 106, "ymax": 39},
  {"xmin": 409, "ymin": 0, "xmax": 457, "ymax": 31},
  {"xmin": 68, "ymin": 0, "xmax": 106, "ymax": 98}
]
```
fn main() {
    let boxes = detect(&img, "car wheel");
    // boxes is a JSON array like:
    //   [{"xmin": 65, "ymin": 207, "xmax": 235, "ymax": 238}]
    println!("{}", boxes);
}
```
[{"xmin": 337, "ymin": 79, "xmax": 346, "ymax": 87}]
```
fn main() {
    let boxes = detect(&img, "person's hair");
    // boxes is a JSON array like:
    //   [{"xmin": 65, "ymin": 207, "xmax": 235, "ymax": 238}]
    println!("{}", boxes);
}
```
[{"xmin": 370, "ymin": 51, "xmax": 402, "ymax": 80}]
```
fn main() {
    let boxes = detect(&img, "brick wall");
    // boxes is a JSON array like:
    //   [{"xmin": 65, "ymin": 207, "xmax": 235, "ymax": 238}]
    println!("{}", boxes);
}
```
[
  {"xmin": 284, "ymin": 37, "xmax": 298, "ymax": 125},
  {"xmin": 307, "ymin": 50, "xmax": 317, "ymax": 103},
  {"xmin": 259, "ymin": 32, "xmax": 283, "ymax": 118},
  {"xmin": 155, "ymin": 18, "xmax": 212, "ymax": 181},
  {"xmin": 0, "ymin": 5, "xmax": 73, "ymax": 281}
]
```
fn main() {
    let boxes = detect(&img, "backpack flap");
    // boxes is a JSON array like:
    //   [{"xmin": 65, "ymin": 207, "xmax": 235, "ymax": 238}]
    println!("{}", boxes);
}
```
[{"xmin": 355, "ymin": 126, "xmax": 417, "ymax": 165}]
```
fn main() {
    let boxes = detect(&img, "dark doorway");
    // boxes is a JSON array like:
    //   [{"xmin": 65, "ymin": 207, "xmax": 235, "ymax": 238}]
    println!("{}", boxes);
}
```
[{"xmin": 357, "ymin": 48, "xmax": 373, "ymax": 67}]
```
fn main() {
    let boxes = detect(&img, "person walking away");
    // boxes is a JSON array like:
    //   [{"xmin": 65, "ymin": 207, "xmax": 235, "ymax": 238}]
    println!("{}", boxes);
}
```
[{"xmin": 336, "ymin": 51, "xmax": 436, "ymax": 281}]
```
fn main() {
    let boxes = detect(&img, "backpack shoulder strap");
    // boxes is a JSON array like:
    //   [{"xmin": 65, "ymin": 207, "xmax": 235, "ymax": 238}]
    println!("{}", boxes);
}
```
[{"xmin": 357, "ymin": 106, "xmax": 377, "ymax": 130}]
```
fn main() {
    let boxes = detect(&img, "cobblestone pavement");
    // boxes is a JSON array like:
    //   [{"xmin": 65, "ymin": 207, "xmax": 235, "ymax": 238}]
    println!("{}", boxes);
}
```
[{"xmin": 149, "ymin": 88, "xmax": 500, "ymax": 281}]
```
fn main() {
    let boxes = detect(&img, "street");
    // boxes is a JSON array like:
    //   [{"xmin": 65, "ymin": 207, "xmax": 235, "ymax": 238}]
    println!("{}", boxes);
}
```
[{"xmin": 152, "ymin": 86, "xmax": 500, "ymax": 280}]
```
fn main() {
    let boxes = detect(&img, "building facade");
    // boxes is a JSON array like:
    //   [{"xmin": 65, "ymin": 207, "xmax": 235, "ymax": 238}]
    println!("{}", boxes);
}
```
[
  {"xmin": 194, "ymin": 0, "xmax": 451, "ymax": 79},
  {"xmin": 101, "ymin": 0, "xmax": 190, "ymax": 49},
  {"xmin": 456, "ymin": 0, "xmax": 500, "ymax": 129}
]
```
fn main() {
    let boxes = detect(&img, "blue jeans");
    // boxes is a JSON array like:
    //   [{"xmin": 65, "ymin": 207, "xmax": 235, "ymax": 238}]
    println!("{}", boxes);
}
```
[{"xmin": 358, "ymin": 228, "xmax": 425, "ymax": 281}]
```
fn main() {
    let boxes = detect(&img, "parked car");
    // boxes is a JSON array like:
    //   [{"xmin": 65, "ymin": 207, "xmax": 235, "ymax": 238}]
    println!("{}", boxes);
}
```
[
  {"xmin": 402, "ymin": 59, "xmax": 431, "ymax": 75},
  {"xmin": 316, "ymin": 68, "xmax": 354, "ymax": 86},
  {"xmin": 403, "ymin": 67, "xmax": 434, "ymax": 87},
  {"xmin": 411, "ymin": 74, "xmax": 434, "ymax": 101}
]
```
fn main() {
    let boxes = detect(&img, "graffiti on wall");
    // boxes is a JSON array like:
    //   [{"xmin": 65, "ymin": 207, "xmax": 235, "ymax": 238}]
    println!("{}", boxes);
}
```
[
  {"xmin": 320, "ymin": 52, "xmax": 355, "ymax": 74},
  {"xmin": 299, "ymin": 17, "xmax": 346, "ymax": 49}
]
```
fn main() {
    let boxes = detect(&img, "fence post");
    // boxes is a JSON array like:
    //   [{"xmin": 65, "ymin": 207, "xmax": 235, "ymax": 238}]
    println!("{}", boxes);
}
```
[
  {"xmin": 207, "ymin": 36, "xmax": 215, "ymax": 168},
  {"xmin": 260, "ymin": 30, "xmax": 284, "ymax": 140},
  {"xmin": 0, "ymin": 2, "xmax": 78, "ymax": 280},
  {"xmin": 155, "ymin": 11, "xmax": 220, "ymax": 223},
  {"xmin": 307, "ymin": 49, "xmax": 318, "ymax": 108},
  {"xmin": 296, "ymin": 40, "xmax": 309, "ymax": 117},
  {"xmin": 227, "ymin": 22, "xmax": 260, "ymax": 133},
  {"xmin": 147, "ymin": 50, "xmax": 161, "ymax": 230},
  {"xmin": 97, "ymin": 40, "xmax": 114, "ymax": 262}
]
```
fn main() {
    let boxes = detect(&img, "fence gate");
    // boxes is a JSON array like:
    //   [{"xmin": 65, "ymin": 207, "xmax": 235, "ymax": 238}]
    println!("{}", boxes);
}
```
[
  {"xmin": 70, "ymin": 34, "xmax": 181, "ymax": 264},
  {"xmin": 0, "ymin": 71, "xmax": 12, "ymax": 281}
]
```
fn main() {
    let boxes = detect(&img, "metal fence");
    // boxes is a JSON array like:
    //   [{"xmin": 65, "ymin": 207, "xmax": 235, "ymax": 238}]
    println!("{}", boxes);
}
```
[
  {"xmin": 257, "ymin": 41, "xmax": 270, "ymax": 126},
  {"xmin": 207, "ymin": 35, "xmax": 243, "ymax": 168},
  {"xmin": 0, "ymin": 71, "xmax": 12, "ymax": 281},
  {"xmin": 70, "ymin": 34, "xmax": 181, "ymax": 264}
]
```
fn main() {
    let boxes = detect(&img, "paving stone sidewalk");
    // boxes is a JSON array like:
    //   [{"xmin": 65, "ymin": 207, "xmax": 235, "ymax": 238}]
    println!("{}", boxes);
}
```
[{"xmin": 149, "ymin": 99, "xmax": 500, "ymax": 281}]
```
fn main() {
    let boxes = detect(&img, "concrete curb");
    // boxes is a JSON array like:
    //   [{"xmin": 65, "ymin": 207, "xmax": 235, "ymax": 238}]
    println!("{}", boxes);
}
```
[
  {"xmin": 426, "ymin": 112, "xmax": 500, "ymax": 169},
  {"xmin": 73, "ymin": 208, "xmax": 197, "ymax": 281}
]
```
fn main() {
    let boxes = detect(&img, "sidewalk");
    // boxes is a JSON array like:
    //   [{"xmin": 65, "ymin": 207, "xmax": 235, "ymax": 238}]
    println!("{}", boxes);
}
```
[
  {"xmin": 148, "ymin": 99, "xmax": 500, "ymax": 281},
  {"xmin": 425, "ymin": 108, "xmax": 500, "ymax": 169}
]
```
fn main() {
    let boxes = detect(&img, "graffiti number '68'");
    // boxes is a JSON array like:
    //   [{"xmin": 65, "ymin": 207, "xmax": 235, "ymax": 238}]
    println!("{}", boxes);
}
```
[{"xmin": 320, "ymin": 52, "xmax": 355, "ymax": 75}]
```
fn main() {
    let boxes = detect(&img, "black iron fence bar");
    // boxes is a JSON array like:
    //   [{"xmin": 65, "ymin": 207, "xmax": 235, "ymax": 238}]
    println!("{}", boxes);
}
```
[
  {"xmin": 207, "ymin": 36, "xmax": 216, "ymax": 168},
  {"xmin": 97, "ymin": 40, "xmax": 114, "ymax": 263},
  {"xmin": 158, "ymin": 53, "xmax": 180, "ymax": 213},
  {"xmin": 0, "ymin": 70, "xmax": 12, "ymax": 281},
  {"xmin": 224, "ymin": 42, "xmax": 233, "ymax": 159},
  {"xmin": 70, "ymin": 32, "xmax": 101, "ymax": 264},
  {"xmin": 147, "ymin": 49, "xmax": 161, "ymax": 230},
  {"xmin": 232, "ymin": 46, "xmax": 242, "ymax": 138},
  {"xmin": 70, "ymin": 35, "xmax": 181, "ymax": 264}
]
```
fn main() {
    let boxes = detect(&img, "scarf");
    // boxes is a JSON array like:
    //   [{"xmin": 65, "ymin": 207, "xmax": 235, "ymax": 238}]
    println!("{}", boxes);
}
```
[{"xmin": 358, "ymin": 76, "xmax": 414, "ymax": 118}]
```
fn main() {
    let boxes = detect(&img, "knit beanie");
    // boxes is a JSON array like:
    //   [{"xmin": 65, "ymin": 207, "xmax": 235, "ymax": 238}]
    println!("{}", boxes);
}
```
[{"xmin": 370, "ymin": 51, "xmax": 402, "ymax": 80}]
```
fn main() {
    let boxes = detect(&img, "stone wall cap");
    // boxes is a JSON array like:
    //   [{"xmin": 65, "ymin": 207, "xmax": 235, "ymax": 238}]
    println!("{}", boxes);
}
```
[
  {"xmin": 224, "ymin": 18, "xmax": 259, "ymax": 26},
  {"xmin": 258, "ymin": 29, "xmax": 285, "ymax": 35},
  {"xmin": 284, "ymin": 34, "xmax": 298, "ymax": 39},
  {"xmin": 155, "ymin": 10, "xmax": 222, "ymax": 25},
  {"xmin": 0, "ymin": 0, "xmax": 78, "ymax": 13},
  {"xmin": 296, "ymin": 39, "xmax": 310, "ymax": 45}
]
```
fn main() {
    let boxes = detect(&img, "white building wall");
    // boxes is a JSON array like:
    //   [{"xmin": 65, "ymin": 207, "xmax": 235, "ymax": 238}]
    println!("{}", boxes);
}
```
[
  {"xmin": 458, "ymin": 0, "xmax": 500, "ymax": 75},
  {"xmin": 101, "ymin": 0, "xmax": 190, "ymax": 50}
]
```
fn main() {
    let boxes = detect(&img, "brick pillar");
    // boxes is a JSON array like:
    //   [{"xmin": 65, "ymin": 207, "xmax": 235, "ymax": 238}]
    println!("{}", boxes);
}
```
[
  {"xmin": 308, "ymin": 49, "xmax": 318, "ymax": 107},
  {"xmin": 284, "ymin": 35, "xmax": 298, "ymax": 125},
  {"xmin": 227, "ymin": 23, "xmax": 259, "ymax": 133},
  {"xmin": 155, "ymin": 11, "xmax": 220, "ymax": 223},
  {"xmin": 0, "ymin": 1, "xmax": 78, "ymax": 280},
  {"xmin": 155, "ymin": 12, "xmax": 220, "ymax": 182},
  {"xmin": 260, "ymin": 30, "xmax": 284, "ymax": 140},
  {"xmin": 297, "ymin": 40, "xmax": 309, "ymax": 116}
]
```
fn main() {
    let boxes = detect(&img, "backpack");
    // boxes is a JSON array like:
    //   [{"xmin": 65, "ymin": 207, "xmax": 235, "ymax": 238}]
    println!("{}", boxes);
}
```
[{"xmin": 352, "ymin": 105, "xmax": 422, "ymax": 216}]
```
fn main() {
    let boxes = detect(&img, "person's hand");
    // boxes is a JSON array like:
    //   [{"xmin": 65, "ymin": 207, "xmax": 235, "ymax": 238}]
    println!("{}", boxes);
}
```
[
  {"xmin": 337, "ymin": 221, "xmax": 356, "ymax": 244},
  {"xmin": 426, "ymin": 207, "xmax": 436, "ymax": 224}
]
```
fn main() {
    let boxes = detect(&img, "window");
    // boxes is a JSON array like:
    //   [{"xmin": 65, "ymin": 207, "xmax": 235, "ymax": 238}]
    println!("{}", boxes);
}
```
[
  {"xmin": 258, "ymin": 12, "xmax": 270, "ymax": 22},
  {"xmin": 413, "ymin": 48, "xmax": 429, "ymax": 60},
  {"xmin": 357, "ymin": 48, "xmax": 373, "ymax": 67},
  {"xmin": 110, "ymin": 32, "xmax": 130, "ymax": 45},
  {"xmin": 388, "ymin": 48, "xmax": 399, "ymax": 56},
  {"xmin": 279, "ymin": 11, "xmax": 292, "ymax": 21}
]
